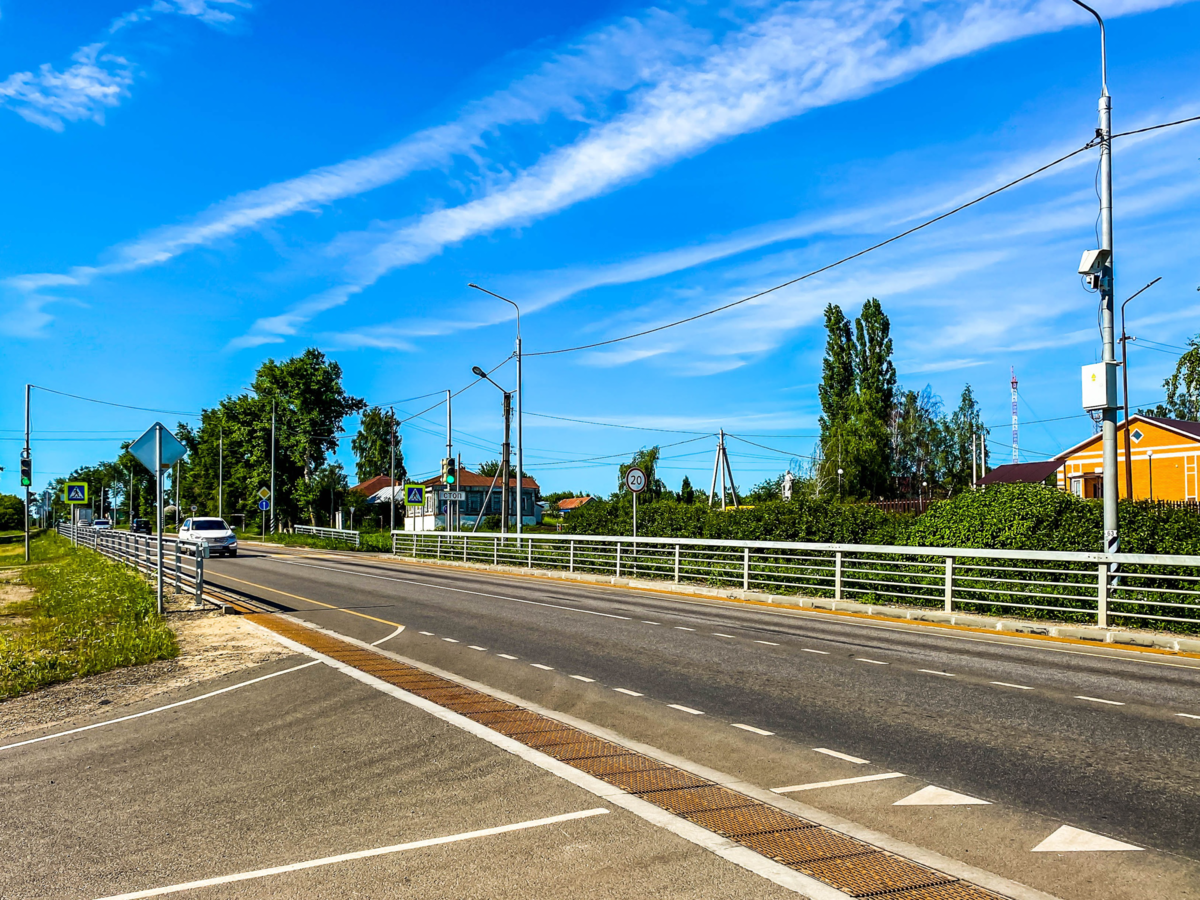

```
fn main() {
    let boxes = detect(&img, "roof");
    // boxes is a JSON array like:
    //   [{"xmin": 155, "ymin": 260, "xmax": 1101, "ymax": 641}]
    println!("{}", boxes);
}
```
[
  {"xmin": 557, "ymin": 496, "xmax": 592, "ymax": 510},
  {"xmin": 351, "ymin": 475, "xmax": 394, "ymax": 496},
  {"xmin": 977, "ymin": 460, "xmax": 1063, "ymax": 486},
  {"xmin": 419, "ymin": 468, "xmax": 539, "ymax": 491},
  {"xmin": 1054, "ymin": 414, "xmax": 1200, "ymax": 460}
]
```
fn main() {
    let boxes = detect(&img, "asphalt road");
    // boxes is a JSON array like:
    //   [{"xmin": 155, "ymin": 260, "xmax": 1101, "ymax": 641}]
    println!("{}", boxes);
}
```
[{"xmin": 203, "ymin": 545, "xmax": 1200, "ymax": 887}]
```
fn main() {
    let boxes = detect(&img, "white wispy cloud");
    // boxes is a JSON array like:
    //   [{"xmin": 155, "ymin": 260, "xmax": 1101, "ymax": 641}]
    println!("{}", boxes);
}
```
[
  {"xmin": 240, "ymin": 0, "xmax": 1191, "ymax": 348},
  {"xmin": 0, "ymin": 0, "xmax": 248, "ymax": 131}
]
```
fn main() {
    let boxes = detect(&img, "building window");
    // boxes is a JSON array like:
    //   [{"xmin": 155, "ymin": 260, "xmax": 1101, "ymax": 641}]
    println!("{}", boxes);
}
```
[
  {"xmin": 1071, "ymin": 477, "xmax": 1083, "ymax": 497},
  {"xmin": 1131, "ymin": 428, "xmax": 1144, "ymax": 443}
]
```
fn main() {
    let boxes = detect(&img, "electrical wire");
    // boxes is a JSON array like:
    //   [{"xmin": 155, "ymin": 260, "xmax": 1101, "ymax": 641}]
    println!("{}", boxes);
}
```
[
  {"xmin": 726, "ymin": 433, "xmax": 816, "ymax": 459},
  {"xmin": 30, "ymin": 385, "xmax": 201, "ymax": 417},
  {"xmin": 525, "ymin": 411, "xmax": 713, "ymax": 434},
  {"xmin": 1111, "ymin": 113, "xmax": 1200, "ymax": 140}
]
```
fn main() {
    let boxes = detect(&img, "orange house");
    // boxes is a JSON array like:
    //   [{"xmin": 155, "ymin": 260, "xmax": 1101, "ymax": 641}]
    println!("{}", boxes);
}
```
[{"xmin": 1055, "ymin": 415, "xmax": 1200, "ymax": 501}]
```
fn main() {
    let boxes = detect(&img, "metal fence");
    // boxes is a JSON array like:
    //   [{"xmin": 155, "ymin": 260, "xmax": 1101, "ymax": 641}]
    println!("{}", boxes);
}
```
[
  {"xmin": 392, "ymin": 530, "xmax": 1200, "ymax": 632},
  {"xmin": 294, "ymin": 525, "xmax": 361, "ymax": 547},
  {"xmin": 57, "ymin": 524, "xmax": 207, "ymax": 607}
]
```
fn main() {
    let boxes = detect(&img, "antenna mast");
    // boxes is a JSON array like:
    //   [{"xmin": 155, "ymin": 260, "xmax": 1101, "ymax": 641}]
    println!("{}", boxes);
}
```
[{"xmin": 1011, "ymin": 367, "xmax": 1019, "ymax": 465}]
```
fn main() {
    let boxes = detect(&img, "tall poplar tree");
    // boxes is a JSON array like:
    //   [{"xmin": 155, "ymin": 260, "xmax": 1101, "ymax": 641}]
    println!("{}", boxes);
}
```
[{"xmin": 352, "ymin": 408, "xmax": 404, "ymax": 484}]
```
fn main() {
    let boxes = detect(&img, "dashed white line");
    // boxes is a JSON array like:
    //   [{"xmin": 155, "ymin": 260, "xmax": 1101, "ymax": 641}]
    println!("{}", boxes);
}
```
[
  {"xmin": 919, "ymin": 669, "xmax": 956, "ymax": 677},
  {"xmin": 642, "ymin": 621, "xmax": 661, "ymax": 625},
  {"xmin": 774, "ymin": 773, "xmax": 905, "ymax": 794},
  {"xmin": 442, "ymin": 638, "xmax": 459, "ymax": 643},
  {"xmin": 755, "ymin": 640, "xmax": 780, "ymax": 646},
  {"xmin": 497, "ymin": 654, "xmax": 518, "ymax": 660},
  {"xmin": 570, "ymin": 675, "xmax": 595, "ymax": 683},
  {"xmin": 801, "ymin": 648, "xmax": 829, "ymax": 654},
  {"xmin": 990, "ymin": 681, "xmax": 1033, "ymax": 690},
  {"xmin": 1076, "ymin": 695, "xmax": 1125, "ymax": 706},
  {"xmin": 613, "ymin": 688, "xmax": 644, "ymax": 697},
  {"xmin": 813, "ymin": 748, "xmax": 869, "ymax": 764},
  {"xmin": 731, "ymin": 723, "xmax": 774, "ymax": 736},
  {"xmin": 674, "ymin": 626, "xmax": 696, "ymax": 631},
  {"xmin": 418, "ymin": 631, "xmax": 435, "ymax": 636},
  {"xmin": 856, "ymin": 658, "xmax": 889, "ymax": 665},
  {"xmin": 713, "ymin": 633, "xmax": 736, "ymax": 638},
  {"xmin": 669, "ymin": 704, "xmax": 704, "ymax": 715},
  {"xmin": 468, "ymin": 645, "xmax": 487, "ymax": 651},
  {"xmin": 1178, "ymin": 713, "xmax": 1200, "ymax": 720},
  {"xmin": 531, "ymin": 664, "xmax": 554, "ymax": 671}
]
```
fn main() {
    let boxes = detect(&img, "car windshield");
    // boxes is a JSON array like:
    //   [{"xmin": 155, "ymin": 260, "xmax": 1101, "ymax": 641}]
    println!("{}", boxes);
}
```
[{"xmin": 192, "ymin": 519, "xmax": 229, "ymax": 531}]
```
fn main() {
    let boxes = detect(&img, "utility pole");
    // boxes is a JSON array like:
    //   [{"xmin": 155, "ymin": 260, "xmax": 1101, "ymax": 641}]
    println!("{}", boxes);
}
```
[
  {"xmin": 23, "ymin": 384, "xmax": 30, "ymax": 563},
  {"xmin": 270, "ymin": 398, "xmax": 276, "ymax": 534},
  {"xmin": 1011, "ymin": 368, "xmax": 1019, "ymax": 464},
  {"xmin": 155, "ymin": 424, "xmax": 164, "ymax": 614},
  {"xmin": 1119, "ymin": 277, "xmax": 1161, "ymax": 500},
  {"xmin": 389, "ymin": 407, "xmax": 396, "ymax": 533},
  {"xmin": 972, "ymin": 431, "xmax": 977, "ymax": 488},
  {"xmin": 218, "ymin": 424, "xmax": 223, "ymax": 521},
  {"xmin": 501, "ymin": 391, "xmax": 512, "ymax": 534}
]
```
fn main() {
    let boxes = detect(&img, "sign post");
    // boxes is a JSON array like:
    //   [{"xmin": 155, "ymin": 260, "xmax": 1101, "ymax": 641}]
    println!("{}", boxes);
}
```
[
  {"xmin": 64, "ymin": 482, "xmax": 89, "ymax": 547},
  {"xmin": 129, "ymin": 423, "xmax": 188, "ymax": 615},
  {"xmin": 625, "ymin": 466, "xmax": 646, "ymax": 540}
]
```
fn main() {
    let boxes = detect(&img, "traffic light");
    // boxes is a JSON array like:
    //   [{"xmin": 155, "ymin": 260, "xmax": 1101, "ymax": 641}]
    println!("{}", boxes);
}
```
[
  {"xmin": 20, "ymin": 455, "xmax": 31, "ymax": 488},
  {"xmin": 441, "ymin": 457, "xmax": 457, "ymax": 485}
]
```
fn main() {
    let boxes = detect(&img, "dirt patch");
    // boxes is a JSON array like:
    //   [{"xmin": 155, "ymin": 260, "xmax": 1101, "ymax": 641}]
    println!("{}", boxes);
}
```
[{"xmin": 0, "ymin": 600, "xmax": 295, "ymax": 742}]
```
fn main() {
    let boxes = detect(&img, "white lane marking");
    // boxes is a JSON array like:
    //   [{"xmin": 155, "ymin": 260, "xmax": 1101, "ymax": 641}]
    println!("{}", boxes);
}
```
[
  {"xmin": 370, "ymin": 625, "xmax": 406, "ymax": 646},
  {"xmin": 755, "ymin": 640, "xmax": 780, "ymax": 646},
  {"xmin": 642, "ymin": 621, "xmax": 661, "ymax": 625},
  {"xmin": 93, "ymin": 808, "xmax": 610, "ymax": 899},
  {"xmin": 731, "ymin": 723, "xmax": 774, "ymax": 736},
  {"xmin": 1076, "ymin": 695, "xmax": 1125, "ymax": 706},
  {"xmin": 497, "ymin": 654, "xmax": 518, "ymax": 660},
  {"xmin": 918, "ymin": 669, "xmax": 955, "ymax": 678},
  {"xmin": 894, "ymin": 785, "xmax": 990, "ymax": 806},
  {"xmin": 1178, "ymin": 713, "xmax": 1200, "ymax": 720},
  {"xmin": 713, "ymin": 633, "xmax": 736, "ymax": 638},
  {"xmin": 813, "ymin": 748, "xmax": 869, "ymax": 764},
  {"xmin": 674, "ymin": 626, "xmax": 696, "ymax": 631},
  {"xmin": 774, "ymin": 773, "xmax": 905, "ymax": 793},
  {"xmin": 531, "ymin": 664, "xmax": 554, "ymax": 671},
  {"xmin": 442, "ymin": 638, "xmax": 459, "ymax": 643},
  {"xmin": 274, "ymin": 559, "xmax": 632, "ymax": 619},
  {"xmin": 613, "ymin": 688, "xmax": 644, "ymax": 697},
  {"xmin": 0, "ymin": 662, "xmax": 319, "ymax": 753},
  {"xmin": 668, "ymin": 704, "xmax": 704, "ymax": 715},
  {"xmin": 800, "ymin": 648, "xmax": 828, "ymax": 654},
  {"xmin": 1031, "ymin": 824, "xmax": 1142, "ymax": 853},
  {"xmin": 570, "ymin": 675, "xmax": 595, "ymax": 683},
  {"xmin": 468, "ymin": 645, "xmax": 488, "ymax": 651},
  {"xmin": 991, "ymin": 681, "xmax": 1034, "ymax": 690},
  {"xmin": 418, "ymin": 631, "xmax": 435, "ymax": 636},
  {"xmin": 856, "ymin": 658, "xmax": 888, "ymax": 665}
]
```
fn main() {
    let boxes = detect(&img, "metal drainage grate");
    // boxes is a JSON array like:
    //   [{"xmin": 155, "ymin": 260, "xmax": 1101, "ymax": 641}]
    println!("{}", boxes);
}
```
[{"xmin": 238, "ymin": 609, "xmax": 1009, "ymax": 900}]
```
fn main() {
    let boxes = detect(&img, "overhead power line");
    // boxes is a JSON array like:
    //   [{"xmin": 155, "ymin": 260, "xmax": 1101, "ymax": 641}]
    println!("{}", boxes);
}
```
[
  {"xmin": 525, "ymin": 411, "xmax": 712, "ymax": 435},
  {"xmin": 30, "ymin": 385, "xmax": 201, "ymax": 417}
]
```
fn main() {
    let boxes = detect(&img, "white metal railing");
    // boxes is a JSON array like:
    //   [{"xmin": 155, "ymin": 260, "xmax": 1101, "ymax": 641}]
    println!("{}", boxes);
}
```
[
  {"xmin": 294, "ymin": 525, "xmax": 361, "ymax": 547},
  {"xmin": 57, "ymin": 523, "xmax": 208, "ymax": 606},
  {"xmin": 391, "ymin": 530, "xmax": 1200, "ymax": 631}
]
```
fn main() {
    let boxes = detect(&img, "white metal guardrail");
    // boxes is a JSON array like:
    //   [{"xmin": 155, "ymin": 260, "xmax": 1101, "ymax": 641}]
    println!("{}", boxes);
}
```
[
  {"xmin": 57, "ymin": 523, "xmax": 208, "ymax": 606},
  {"xmin": 294, "ymin": 525, "xmax": 361, "ymax": 547},
  {"xmin": 392, "ymin": 530, "xmax": 1200, "ymax": 631}
]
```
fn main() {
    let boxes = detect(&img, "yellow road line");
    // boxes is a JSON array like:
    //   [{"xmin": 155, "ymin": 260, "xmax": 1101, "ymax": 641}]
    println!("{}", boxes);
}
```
[{"xmin": 209, "ymin": 572, "xmax": 405, "ymax": 629}]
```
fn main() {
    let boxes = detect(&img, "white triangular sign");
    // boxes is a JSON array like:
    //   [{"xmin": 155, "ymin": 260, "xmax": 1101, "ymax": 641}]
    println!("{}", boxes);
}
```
[
  {"xmin": 893, "ymin": 785, "xmax": 991, "ymax": 806},
  {"xmin": 1032, "ymin": 825, "xmax": 1142, "ymax": 852}
]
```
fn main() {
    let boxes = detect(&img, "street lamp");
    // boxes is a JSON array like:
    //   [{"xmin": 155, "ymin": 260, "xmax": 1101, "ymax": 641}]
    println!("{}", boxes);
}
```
[
  {"xmin": 837, "ymin": 468, "xmax": 844, "ymax": 496},
  {"xmin": 1119, "ymin": 277, "xmax": 1161, "ymax": 501},
  {"xmin": 1146, "ymin": 449, "xmax": 1154, "ymax": 502},
  {"xmin": 1069, "ymin": 0, "xmax": 1118, "ymax": 552},
  {"xmin": 468, "ymin": 283, "xmax": 524, "ymax": 535},
  {"xmin": 472, "ymin": 365, "xmax": 514, "ymax": 534}
]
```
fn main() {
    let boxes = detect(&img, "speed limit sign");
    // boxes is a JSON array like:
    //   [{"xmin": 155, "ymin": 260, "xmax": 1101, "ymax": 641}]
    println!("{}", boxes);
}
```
[{"xmin": 625, "ymin": 466, "xmax": 647, "ymax": 494}]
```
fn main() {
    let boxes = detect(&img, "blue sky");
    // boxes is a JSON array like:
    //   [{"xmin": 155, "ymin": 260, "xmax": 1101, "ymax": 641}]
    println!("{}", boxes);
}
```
[{"xmin": 3, "ymin": 0, "xmax": 1199, "ymax": 499}]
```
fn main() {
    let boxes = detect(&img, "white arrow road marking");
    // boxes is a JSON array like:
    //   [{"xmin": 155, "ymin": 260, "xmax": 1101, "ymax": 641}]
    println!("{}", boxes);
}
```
[
  {"xmin": 1032, "ymin": 825, "xmax": 1142, "ymax": 852},
  {"xmin": 893, "ymin": 785, "xmax": 990, "ymax": 806}
]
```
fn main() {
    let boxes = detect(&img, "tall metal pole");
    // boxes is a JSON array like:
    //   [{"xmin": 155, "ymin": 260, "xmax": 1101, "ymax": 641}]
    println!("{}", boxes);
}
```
[
  {"xmin": 129, "ymin": 467, "xmax": 133, "ymax": 527},
  {"xmin": 155, "ymin": 424, "xmax": 164, "ymax": 615},
  {"xmin": 218, "ymin": 425, "xmax": 223, "ymax": 521},
  {"xmin": 516, "ymin": 333, "xmax": 523, "ymax": 535},
  {"xmin": 390, "ymin": 407, "xmax": 396, "ymax": 533},
  {"xmin": 445, "ymin": 390, "xmax": 452, "ymax": 460},
  {"xmin": 23, "ymin": 384, "xmax": 30, "ymax": 563},
  {"xmin": 1070, "ymin": 0, "xmax": 1117, "ymax": 551},
  {"xmin": 1118, "ymin": 278, "xmax": 1161, "ymax": 501},
  {"xmin": 501, "ymin": 392, "xmax": 512, "ymax": 534},
  {"xmin": 270, "ymin": 398, "xmax": 276, "ymax": 534}
]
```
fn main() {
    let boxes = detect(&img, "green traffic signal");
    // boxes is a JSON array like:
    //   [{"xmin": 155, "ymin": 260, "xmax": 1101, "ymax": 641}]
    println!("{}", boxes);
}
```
[{"xmin": 20, "ymin": 457, "xmax": 31, "ymax": 487}]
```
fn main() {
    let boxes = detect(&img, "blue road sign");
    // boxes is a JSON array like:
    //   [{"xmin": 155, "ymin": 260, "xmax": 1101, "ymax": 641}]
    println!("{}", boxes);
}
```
[
  {"xmin": 258, "ymin": 499, "xmax": 270, "ymax": 511},
  {"xmin": 65, "ymin": 482, "xmax": 88, "ymax": 504},
  {"xmin": 404, "ymin": 484, "xmax": 425, "ymax": 507},
  {"xmin": 129, "ymin": 422, "xmax": 187, "ymax": 474}
]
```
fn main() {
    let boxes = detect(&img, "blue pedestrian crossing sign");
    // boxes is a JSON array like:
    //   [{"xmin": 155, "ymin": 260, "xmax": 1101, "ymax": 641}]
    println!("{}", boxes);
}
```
[
  {"xmin": 64, "ymin": 482, "xmax": 88, "ymax": 504},
  {"xmin": 404, "ymin": 484, "xmax": 425, "ymax": 507},
  {"xmin": 258, "ymin": 499, "xmax": 271, "ymax": 511}
]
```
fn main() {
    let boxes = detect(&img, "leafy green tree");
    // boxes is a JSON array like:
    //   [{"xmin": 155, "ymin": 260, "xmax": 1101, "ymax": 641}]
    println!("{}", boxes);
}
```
[
  {"xmin": 679, "ymin": 475, "xmax": 695, "ymax": 504},
  {"xmin": 352, "ymin": 408, "xmax": 404, "ymax": 484},
  {"xmin": 818, "ymin": 304, "xmax": 856, "ymax": 432},
  {"xmin": 478, "ymin": 459, "xmax": 529, "ymax": 478},
  {"xmin": 1143, "ymin": 334, "xmax": 1200, "ymax": 420},
  {"xmin": 892, "ymin": 385, "xmax": 943, "ymax": 497},
  {"xmin": 941, "ymin": 385, "xmax": 987, "ymax": 494},
  {"xmin": 0, "ymin": 494, "xmax": 23, "ymax": 530},
  {"xmin": 618, "ymin": 447, "xmax": 665, "ymax": 500}
]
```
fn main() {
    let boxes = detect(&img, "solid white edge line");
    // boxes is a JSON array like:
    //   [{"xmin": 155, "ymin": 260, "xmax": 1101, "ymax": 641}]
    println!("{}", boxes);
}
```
[
  {"xmin": 93, "ymin": 809, "xmax": 610, "ymax": 900},
  {"xmin": 813, "ymin": 748, "xmax": 869, "ymax": 764},
  {"xmin": 370, "ymin": 625, "xmax": 406, "ymax": 646},
  {"xmin": 731, "ymin": 724, "xmax": 774, "ymax": 736},
  {"xmin": 0, "ymin": 661, "xmax": 320, "ymax": 753},
  {"xmin": 773, "ymin": 773, "xmax": 906, "ymax": 793},
  {"xmin": 247, "ymin": 623, "xmax": 847, "ymax": 899},
  {"xmin": 990, "ymin": 681, "xmax": 1034, "ymax": 690},
  {"xmin": 918, "ymin": 669, "xmax": 955, "ymax": 677},
  {"xmin": 1075, "ymin": 695, "xmax": 1125, "ymax": 706},
  {"xmin": 247, "ymin": 613, "xmax": 1062, "ymax": 900},
  {"xmin": 668, "ymin": 704, "xmax": 704, "ymax": 715}
]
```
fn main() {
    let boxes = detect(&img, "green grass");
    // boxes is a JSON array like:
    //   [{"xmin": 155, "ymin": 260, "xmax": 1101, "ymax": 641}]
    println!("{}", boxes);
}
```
[
  {"xmin": 0, "ymin": 535, "xmax": 178, "ymax": 698},
  {"xmin": 250, "ymin": 531, "xmax": 392, "ymax": 552},
  {"xmin": 0, "ymin": 531, "xmax": 72, "ymax": 568}
]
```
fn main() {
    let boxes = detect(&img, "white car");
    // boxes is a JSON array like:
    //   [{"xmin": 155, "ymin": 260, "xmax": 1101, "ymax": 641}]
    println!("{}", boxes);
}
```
[
  {"xmin": 92, "ymin": 519, "xmax": 111, "ymax": 530},
  {"xmin": 178, "ymin": 517, "xmax": 239, "ymax": 557}
]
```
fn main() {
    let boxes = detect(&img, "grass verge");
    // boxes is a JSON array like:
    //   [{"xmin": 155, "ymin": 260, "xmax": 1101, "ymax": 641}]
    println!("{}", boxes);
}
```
[
  {"xmin": 0, "ymin": 531, "xmax": 73, "ymax": 568},
  {"xmin": 252, "ymin": 531, "xmax": 392, "ymax": 552},
  {"xmin": 0, "ymin": 535, "xmax": 178, "ymax": 699}
]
